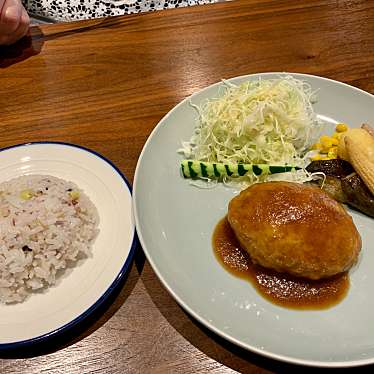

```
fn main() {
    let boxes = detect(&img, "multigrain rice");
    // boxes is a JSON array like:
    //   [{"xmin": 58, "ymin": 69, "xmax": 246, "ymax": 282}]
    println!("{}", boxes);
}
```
[{"xmin": 0, "ymin": 175, "xmax": 99, "ymax": 303}]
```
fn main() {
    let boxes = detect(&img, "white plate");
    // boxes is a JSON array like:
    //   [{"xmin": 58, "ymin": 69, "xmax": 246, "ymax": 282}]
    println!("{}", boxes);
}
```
[
  {"xmin": 133, "ymin": 73, "xmax": 374, "ymax": 368},
  {"xmin": 0, "ymin": 142, "xmax": 136, "ymax": 348}
]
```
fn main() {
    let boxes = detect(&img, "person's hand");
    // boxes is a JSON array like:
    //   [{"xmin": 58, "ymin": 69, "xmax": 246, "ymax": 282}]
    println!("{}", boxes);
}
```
[{"xmin": 0, "ymin": 0, "xmax": 29, "ymax": 46}]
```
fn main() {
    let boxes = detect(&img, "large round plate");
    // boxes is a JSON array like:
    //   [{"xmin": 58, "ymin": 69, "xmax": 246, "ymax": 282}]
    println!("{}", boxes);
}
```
[
  {"xmin": 133, "ymin": 73, "xmax": 374, "ymax": 367},
  {"xmin": 0, "ymin": 142, "xmax": 136, "ymax": 348}
]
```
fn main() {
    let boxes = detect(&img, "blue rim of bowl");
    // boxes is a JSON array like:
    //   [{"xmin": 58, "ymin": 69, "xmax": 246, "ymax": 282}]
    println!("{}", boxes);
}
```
[{"xmin": 0, "ymin": 141, "xmax": 137, "ymax": 350}]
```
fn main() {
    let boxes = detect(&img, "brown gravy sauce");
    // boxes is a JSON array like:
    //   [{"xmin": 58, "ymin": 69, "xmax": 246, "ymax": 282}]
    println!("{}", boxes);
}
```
[{"xmin": 213, "ymin": 217, "xmax": 349, "ymax": 310}]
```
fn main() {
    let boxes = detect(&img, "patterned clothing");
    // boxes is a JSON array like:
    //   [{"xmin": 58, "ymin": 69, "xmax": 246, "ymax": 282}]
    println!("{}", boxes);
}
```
[{"xmin": 24, "ymin": 0, "xmax": 218, "ymax": 22}]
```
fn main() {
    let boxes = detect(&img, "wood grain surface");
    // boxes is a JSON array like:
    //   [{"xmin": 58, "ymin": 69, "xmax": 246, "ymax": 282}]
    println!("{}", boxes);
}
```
[{"xmin": 1, "ymin": 0, "xmax": 374, "ymax": 372}]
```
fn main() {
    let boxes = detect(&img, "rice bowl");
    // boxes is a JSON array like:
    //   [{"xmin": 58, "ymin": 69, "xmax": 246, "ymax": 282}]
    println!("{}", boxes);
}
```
[{"xmin": 0, "ymin": 175, "xmax": 99, "ymax": 304}]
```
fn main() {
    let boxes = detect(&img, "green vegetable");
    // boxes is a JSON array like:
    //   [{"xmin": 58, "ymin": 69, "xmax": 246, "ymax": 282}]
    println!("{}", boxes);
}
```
[
  {"xmin": 181, "ymin": 160, "xmax": 300, "ymax": 179},
  {"xmin": 178, "ymin": 76, "xmax": 320, "ymax": 186}
]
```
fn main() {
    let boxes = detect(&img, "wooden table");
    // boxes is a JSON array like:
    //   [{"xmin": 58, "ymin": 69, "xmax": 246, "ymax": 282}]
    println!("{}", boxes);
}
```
[{"xmin": 1, "ymin": 0, "xmax": 374, "ymax": 372}]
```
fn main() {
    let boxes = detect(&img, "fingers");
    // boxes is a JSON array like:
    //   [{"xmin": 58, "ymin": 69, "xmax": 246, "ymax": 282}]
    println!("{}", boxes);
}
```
[
  {"xmin": 18, "ymin": 6, "xmax": 29, "ymax": 37},
  {"xmin": 0, "ymin": 0, "xmax": 29, "ymax": 46},
  {"xmin": 0, "ymin": 0, "xmax": 6, "ymax": 14},
  {"xmin": 0, "ymin": 0, "xmax": 22, "ymax": 34}
]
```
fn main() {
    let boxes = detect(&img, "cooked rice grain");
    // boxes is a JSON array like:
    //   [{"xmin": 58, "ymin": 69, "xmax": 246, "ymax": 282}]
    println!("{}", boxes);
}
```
[{"xmin": 0, "ymin": 175, "xmax": 99, "ymax": 303}]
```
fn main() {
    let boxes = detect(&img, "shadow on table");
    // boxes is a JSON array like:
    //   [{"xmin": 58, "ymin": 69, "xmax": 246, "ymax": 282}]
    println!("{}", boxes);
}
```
[
  {"xmin": 141, "ymin": 254, "xmax": 374, "ymax": 374},
  {"xmin": 0, "ymin": 17, "xmax": 131, "ymax": 68},
  {"xmin": 0, "ymin": 28, "xmax": 45, "ymax": 68},
  {"xmin": 0, "ymin": 242, "xmax": 142, "ymax": 359}
]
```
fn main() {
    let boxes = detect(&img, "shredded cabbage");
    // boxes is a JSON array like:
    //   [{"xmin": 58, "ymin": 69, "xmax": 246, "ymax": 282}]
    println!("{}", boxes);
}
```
[{"xmin": 179, "ymin": 76, "xmax": 322, "ymax": 186}]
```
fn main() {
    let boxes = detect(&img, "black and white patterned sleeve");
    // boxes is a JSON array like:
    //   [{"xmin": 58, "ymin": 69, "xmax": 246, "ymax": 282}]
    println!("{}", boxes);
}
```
[{"xmin": 23, "ymin": 0, "xmax": 218, "ymax": 22}]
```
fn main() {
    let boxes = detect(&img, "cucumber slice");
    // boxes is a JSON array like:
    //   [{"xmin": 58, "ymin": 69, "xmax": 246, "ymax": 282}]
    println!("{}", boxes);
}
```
[{"xmin": 181, "ymin": 160, "xmax": 299, "ymax": 179}]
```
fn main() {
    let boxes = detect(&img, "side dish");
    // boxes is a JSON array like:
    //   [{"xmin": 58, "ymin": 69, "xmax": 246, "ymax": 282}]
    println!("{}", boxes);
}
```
[
  {"xmin": 308, "ymin": 123, "xmax": 374, "ymax": 217},
  {"xmin": 0, "ymin": 175, "xmax": 99, "ymax": 303},
  {"xmin": 179, "ymin": 77, "xmax": 374, "ymax": 219},
  {"xmin": 179, "ymin": 76, "xmax": 320, "ymax": 186}
]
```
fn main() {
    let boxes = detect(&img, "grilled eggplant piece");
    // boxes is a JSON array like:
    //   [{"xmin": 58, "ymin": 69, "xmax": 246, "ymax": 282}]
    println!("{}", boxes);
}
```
[
  {"xmin": 317, "ymin": 176, "xmax": 348, "ymax": 203},
  {"xmin": 306, "ymin": 159, "xmax": 374, "ymax": 218},
  {"xmin": 341, "ymin": 173, "xmax": 374, "ymax": 218},
  {"xmin": 306, "ymin": 159, "xmax": 354, "ymax": 178}
]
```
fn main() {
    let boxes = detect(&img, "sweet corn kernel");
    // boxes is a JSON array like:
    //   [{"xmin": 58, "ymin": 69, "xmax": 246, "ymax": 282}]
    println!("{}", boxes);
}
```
[
  {"xmin": 336, "ymin": 123, "xmax": 348, "ymax": 133},
  {"xmin": 311, "ymin": 154, "xmax": 332, "ymax": 161},
  {"xmin": 332, "ymin": 132, "xmax": 342, "ymax": 140},
  {"xmin": 320, "ymin": 136, "xmax": 333, "ymax": 152},
  {"xmin": 311, "ymin": 154, "xmax": 324, "ymax": 161},
  {"xmin": 320, "ymin": 135, "xmax": 330, "ymax": 143},
  {"xmin": 331, "ymin": 138, "xmax": 339, "ymax": 146},
  {"xmin": 320, "ymin": 135, "xmax": 332, "ymax": 145},
  {"xmin": 311, "ymin": 143, "xmax": 322, "ymax": 151},
  {"xmin": 327, "ymin": 146, "xmax": 338, "ymax": 158}
]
